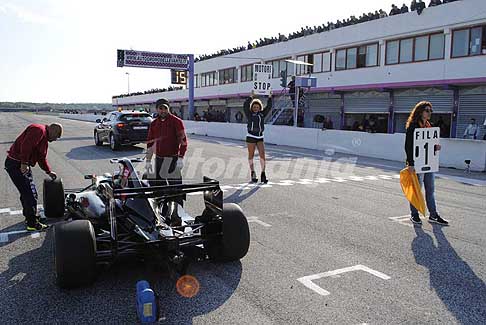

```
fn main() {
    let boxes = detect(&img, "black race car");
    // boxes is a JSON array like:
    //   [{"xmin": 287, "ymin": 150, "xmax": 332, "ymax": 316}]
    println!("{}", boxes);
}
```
[
  {"xmin": 43, "ymin": 158, "xmax": 250, "ymax": 288},
  {"xmin": 94, "ymin": 111, "xmax": 152, "ymax": 151}
]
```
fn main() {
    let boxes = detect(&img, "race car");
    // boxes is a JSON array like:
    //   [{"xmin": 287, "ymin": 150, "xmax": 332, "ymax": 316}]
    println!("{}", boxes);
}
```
[{"xmin": 43, "ymin": 158, "xmax": 250, "ymax": 288}]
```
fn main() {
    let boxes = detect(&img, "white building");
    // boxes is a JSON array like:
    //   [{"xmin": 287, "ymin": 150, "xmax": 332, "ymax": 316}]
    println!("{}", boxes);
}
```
[{"xmin": 113, "ymin": 0, "xmax": 486, "ymax": 140}]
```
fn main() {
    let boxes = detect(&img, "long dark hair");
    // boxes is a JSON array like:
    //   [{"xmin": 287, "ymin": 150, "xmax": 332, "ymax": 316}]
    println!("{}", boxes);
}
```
[{"xmin": 406, "ymin": 101, "xmax": 432, "ymax": 129}]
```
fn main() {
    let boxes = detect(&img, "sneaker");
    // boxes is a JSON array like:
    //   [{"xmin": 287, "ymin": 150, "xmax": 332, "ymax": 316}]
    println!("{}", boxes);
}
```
[
  {"xmin": 251, "ymin": 171, "xmax": 258, "ymax": 183},
  {"xmin": 429, "ymin": 214, "xmax": 449, "ymax": 226},
  {"xmin": 410, "ymin": 215, "xmax": 422, "ymax": 225},
  {"xmin": 26, "ymin": 221, "xmax": 49, "ymax": 232},
  {"xmin": 260, "ymin": 172, "xmax": 268, "ymax": 184}
]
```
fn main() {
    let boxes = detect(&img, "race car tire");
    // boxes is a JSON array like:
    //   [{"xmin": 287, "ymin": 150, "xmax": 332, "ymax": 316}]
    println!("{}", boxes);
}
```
[
  {"xmin": 204, "ymin": 203, "xmax": 250, "ymax": 262},
  {"xmin": 94, "ymin": 131, "xmax": 103, "ymax": 146},
  {"xmin": 54, "ymin": 220, "xmax": 96, "ymax": 288},
  {"xmin": 43, "ymin": 178, "xmax": 65, "ymax": 219}
]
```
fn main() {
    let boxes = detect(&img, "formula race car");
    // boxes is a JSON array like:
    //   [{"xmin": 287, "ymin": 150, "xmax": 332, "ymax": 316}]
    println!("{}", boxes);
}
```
[{"xmin": 43, "ymin": 158, "xmax": 250, "ymax": 288}]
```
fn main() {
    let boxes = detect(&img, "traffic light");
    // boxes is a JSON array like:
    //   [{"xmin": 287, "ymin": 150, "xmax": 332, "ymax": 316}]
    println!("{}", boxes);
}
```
[{"xmin": 280, "ymin": 70, "xmax": 287, "ymax": 88}]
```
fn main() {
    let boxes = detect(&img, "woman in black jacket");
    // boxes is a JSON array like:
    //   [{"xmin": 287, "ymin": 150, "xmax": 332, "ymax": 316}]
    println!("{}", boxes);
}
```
[
  {"xmin": 243, "ymin": 91, "xmax": 272, "ymax": 183},
  {"xmin": 405, "ymin": 101, "xmax": 448, "ymax": 225}
]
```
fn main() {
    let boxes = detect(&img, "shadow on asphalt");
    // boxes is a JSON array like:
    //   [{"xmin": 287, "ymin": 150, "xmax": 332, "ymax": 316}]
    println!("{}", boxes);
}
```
[
  {"xmin": 0, "ymin": 226, "xmax": 242, "ymax": 324},
  {"xmin": 412, "ymin": 225, "xmax": 486, "ymax": 324}
]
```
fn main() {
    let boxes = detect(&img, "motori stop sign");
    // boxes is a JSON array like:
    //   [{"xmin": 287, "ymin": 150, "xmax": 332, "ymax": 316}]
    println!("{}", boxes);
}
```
[{"xmin": 253, "ymin": 64, "xmax": 272, "ymax": 96}]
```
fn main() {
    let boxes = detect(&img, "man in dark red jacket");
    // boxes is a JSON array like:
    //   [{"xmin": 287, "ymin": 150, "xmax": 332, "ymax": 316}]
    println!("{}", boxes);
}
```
[
  {"xmin": 146, "ymin": 98, "xmax": 187, "ymax": 186},
  {"xmin": 5, "ymin": 123, "xmax": 63, "ymax": 231}
]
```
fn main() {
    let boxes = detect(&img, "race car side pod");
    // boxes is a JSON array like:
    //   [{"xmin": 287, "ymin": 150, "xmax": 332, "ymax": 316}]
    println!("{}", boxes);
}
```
[{"xmin": 136, "ymin": 280, "xmax": 158, "ymax": 324}]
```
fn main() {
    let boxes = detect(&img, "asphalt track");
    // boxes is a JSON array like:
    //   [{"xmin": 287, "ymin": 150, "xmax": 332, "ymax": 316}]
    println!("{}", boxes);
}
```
[{"xmin": 0, "ymin": 112, "xmax": 485, "ymax": 324}]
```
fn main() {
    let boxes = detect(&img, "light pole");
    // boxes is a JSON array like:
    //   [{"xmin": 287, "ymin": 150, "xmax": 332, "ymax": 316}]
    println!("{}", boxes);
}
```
[{"xmin": 125, "ymin": 72, "xmax": 130, "ymax": 94}]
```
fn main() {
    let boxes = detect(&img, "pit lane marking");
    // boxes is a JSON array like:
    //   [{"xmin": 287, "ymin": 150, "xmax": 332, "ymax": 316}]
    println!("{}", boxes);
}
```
[
  {"xmin": 388, "ymin": 215, "xmax": 414, "ymax": 228},
  {"xmin": 0, "ymin": 230, "xmax": 43, "ymax": 243},
  {"xmin": 247, "ymin": 216, "xmax": 271, "ymax": 227},
  {"xmin": 297, "ymin": 265, "xmax": 391, "ymax": 296}
]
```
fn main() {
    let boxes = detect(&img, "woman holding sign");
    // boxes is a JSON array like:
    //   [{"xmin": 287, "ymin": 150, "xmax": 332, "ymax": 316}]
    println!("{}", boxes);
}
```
[
  {"xmin": 404, "ymin": 101, "xmax": 448, "ymax": 226},
  {"xmin": 243, "ymin": 91, "xmax": 272, "ymax": 183}
]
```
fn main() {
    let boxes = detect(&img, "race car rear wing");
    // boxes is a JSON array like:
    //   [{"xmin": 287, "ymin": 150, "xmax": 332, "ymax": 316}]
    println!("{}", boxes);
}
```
[{"xmin": 99, "ymin": 176, "xmax": 223, "ymax": 213}]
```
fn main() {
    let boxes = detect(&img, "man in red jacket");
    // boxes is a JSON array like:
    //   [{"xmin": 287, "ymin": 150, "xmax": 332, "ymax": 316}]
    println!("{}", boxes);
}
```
[
  {"xmin": 4, "ymin": 123, "xmax": 63, "ymax": 231},
  {"xmin": 145, "ymin": 99, "xmax": 187, "ymax": 214}
]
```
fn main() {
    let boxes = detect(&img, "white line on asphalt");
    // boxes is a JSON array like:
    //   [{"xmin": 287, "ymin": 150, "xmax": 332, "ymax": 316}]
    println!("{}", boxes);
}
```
[
  {"xmin": 388, "ymin": 215, "xmax": 414, "ymax": 228},
  {"xmin": 247, "ymin": 216, "xmax": 271, "ymax": 227},
  {"xmin": 0, "ymin": 230, "xmax": 43, "ymax": 243},
  {"xmin": 297, "ymin": 264, "xmax": 391, "ymax": 296}
]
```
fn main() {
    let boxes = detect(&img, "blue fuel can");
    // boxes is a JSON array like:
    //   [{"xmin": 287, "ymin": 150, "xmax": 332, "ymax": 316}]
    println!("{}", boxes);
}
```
[{"xmin": 136, "ymin": 280, "xmax": 157, "ymax": 324}]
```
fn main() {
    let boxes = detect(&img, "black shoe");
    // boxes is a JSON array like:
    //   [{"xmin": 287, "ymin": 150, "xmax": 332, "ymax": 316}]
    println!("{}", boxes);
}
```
[
  {"xmin": 410, "ymin": 215, "xmax": 422, "ymax": 225},
  {"xmin": 251, "ymin": 171, "xmax": 258, "ymax": 183},
  {"xmin": 429, "ymin": 214, "xmax": 449, "ymax": 226},
  {"xmin": 26, "ymin": 221, "xmax": 49, "ymax": 232},
  {"xmin": 260, "ymin": 172, "xmax": 268, "ymax": 184}
]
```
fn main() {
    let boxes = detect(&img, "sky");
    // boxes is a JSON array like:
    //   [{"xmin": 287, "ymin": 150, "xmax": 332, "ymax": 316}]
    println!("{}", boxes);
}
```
[{"xmin": 0, "ymin": 0, "xmax": 398, "ymax": 103}]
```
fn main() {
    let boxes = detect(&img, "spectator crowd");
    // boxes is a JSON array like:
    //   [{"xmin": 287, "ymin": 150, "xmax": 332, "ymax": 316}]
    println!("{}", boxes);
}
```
[
  {"xmin": 113, "ymin": 86, "xmax": 184, "ymax": 99},
  {"xmin": 195, "ymin": 0, "xmax": 460, "ymax": 62}
]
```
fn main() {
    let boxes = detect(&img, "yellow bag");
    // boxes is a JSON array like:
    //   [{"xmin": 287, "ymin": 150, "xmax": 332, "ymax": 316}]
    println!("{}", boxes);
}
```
[{"xmin": 399, "ymin": 168, "xmax": 426, "ymax": 216}]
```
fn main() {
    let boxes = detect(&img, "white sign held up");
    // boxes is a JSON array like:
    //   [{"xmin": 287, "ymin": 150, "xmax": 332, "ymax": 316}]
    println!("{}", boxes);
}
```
[
  {"xmin": 413, "ymin": 127, "xmax": 440, "ymax": 173},
  {"xmin": 253, "ymin": 64, "xmax": 272, "ymax": 96}
]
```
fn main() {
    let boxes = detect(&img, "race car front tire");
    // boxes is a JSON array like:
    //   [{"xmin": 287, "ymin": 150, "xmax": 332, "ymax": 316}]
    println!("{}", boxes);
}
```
[
  {"xmin": 204, "ymin": 203, "xmax": 250, "ymax": 262},
  {"xmin": 54, "ymin": 220, "xmax": 97, "ymax": 288},
  {"xmin": 43, "ymin": 178, "xmax": 65, "ymax": 219}
]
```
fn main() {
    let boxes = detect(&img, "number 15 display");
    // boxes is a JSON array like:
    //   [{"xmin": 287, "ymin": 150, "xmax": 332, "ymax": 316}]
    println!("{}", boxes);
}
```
[{"xmin": 413, "ymin": 127, "xmax": 440, "ymax": 174}]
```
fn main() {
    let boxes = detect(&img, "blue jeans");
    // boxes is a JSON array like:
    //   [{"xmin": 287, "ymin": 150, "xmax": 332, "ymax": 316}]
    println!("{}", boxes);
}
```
[{"xmin": 410, "ymin": 172, "xmax": 438, "ymax": 217}]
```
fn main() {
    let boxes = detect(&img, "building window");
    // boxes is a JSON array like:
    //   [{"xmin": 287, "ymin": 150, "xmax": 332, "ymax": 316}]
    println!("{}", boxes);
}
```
[
  {"xmin": 336, "ymin": 49, "xmax": 346, "ymax": 70},
  {"xmin": 400, "ymin": 38, "xmax": 414, "ymax": 63},
  {"xmin": 346, "ymin": 48, "xmax": 357, "ymax": 69},
  {"xmin": 323, "ymin": 52, "xmax": 331, "ymax": 72},
  {"xmin": 386, "ymin": 40, "xmax": 399, "ymax": 64},
  {"xmin": 296, "ymin": 54, "xmax": 314, "ymax": 75},
  {"xmin": 219, "ymin": 67, "xmax": 237, "ymax": 84},
  {"xmin": 470, "ymin": 27, "xmax": 483, "ymax": 56},
  {"xmin": 336, "ymin": 43, "xmax": 379, "ymax": 70},
  {"xmin": 451, "ymin": 25, "xmax": 486, "ymax": 57},
  {"xmin": 194, "ymin": 74, "xmax": 199, "ymax": 88},
  {"xmin": 266, "ymin": 58, "xmax": 290, "ymax": 78},
  {"xmin": 386, "ymin": 33, "xmax": 445, "ymax": 64},
  {"xmin": 414, "ymin": 36, "xmax": 429, "ymax": 61},
  {"xmin": 429, "ymin": 34, "xmax": 444, "ymax": 59},
  {"xmin": 241, "ymin": 64, "xmax": 253, "ymax": 82},
  {"xmin": 365, "ymin": 44, "xmax": 378, "ymax": 67},
  {"xmin": 310, "ymin": 52, "xmax": 331, "ymax": 73},
  {"xmin": 452, "ymin": 29, "xmax": 470, "ymax": 57},
  {"xmin": 313, "ymin": 53, "xmax": 323, "ymax": 73},
  {"xmin": 201, "ymin": 71, "xmax": 217, "ymax": 87}
]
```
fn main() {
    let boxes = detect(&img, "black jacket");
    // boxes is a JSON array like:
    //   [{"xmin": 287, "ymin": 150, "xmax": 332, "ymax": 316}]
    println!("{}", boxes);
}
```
[
  {"xmin": 243, "ymin": 96, "xmax": 272, "ymax": 137},
  {"xmin": 405, "ymin": 121, "xmax": 428, "ymax": 166}
]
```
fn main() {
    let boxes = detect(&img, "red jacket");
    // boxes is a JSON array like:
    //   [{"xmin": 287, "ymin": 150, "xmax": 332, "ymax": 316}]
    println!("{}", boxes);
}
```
[
  {"xmin": 147, "ymin": 114, "xmax": 187, "ymax": 158},
  {"xmin": 7, "ymin": 124, "xmax": 51, "ymax": 173}
]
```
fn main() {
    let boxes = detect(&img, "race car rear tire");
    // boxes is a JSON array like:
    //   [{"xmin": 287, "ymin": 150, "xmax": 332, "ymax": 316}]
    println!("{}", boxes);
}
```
[
  {"xmin": 204, "ymin": 203, "xmax": 250, "ymax": 262},
  {"xmin": 54, "ymin": 220, "xmax": 96, "ymax": 288},
  {"xmin": 43, "ymin": 178, "xmax": 65, "ymax": 219}
]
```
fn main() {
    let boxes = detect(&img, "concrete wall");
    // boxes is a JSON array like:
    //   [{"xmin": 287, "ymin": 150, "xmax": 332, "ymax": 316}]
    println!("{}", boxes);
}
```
[{"xmin": 60, "ymin": 114, "xmax": 486, "ymax": 171}]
